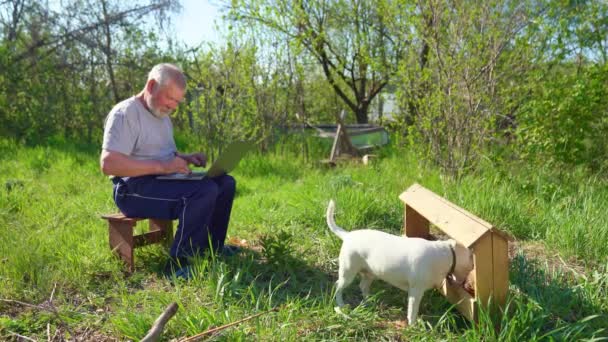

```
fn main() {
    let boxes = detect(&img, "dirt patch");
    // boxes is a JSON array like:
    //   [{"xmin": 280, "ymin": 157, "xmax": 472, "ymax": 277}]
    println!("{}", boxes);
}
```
[
  {"xmin": 42, "ymin": 326, "xmax": 119, "ymax": 342},
  {"xmin": 510, "ymin": 240, "xmax": 588, "ymax": 279}
]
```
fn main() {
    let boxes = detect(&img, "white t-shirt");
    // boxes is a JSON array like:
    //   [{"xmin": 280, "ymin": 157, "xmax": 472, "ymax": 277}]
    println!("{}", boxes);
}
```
[{"xmin": 102, "ymin": 96, "xmax": 177, "ymax": 161}]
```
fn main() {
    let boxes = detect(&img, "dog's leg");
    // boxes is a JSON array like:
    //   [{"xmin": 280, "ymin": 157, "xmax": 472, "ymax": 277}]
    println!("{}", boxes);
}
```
[
  {"xmin": 334, "ymin": 260, "xmax": 357, "ymax": 319},
  {"xmin": 406, "ymin": 287, "xmax": 424, "ymax": 325},
  {"xmin": 359, "ymin": 272, "xmax": 374, "ymax": 299},
  {"xmin": 334, "ymin": 273, "xmax": 356, "ymax": 319},
  {"xmin": 335, "ymin": 271, "xmax": 356, "ymax": 308}
]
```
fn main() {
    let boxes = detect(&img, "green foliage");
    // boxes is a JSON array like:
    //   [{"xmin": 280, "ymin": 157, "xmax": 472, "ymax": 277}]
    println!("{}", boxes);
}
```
[
  {"xmin": 0, "ymin": 0, "xmax": 179, "ymax": 144},
  {"xmin": 389, "ymin": 0, "xmax": 608, "ymax": 175},
  {"xmin": 175, "ymin": 44, "xmax": 266, "ymax": 154},
  {"xmin": 517, "ymin": 64, "xmax": 608, "ymax": 169},
  {"xmin": 394, "ymin": 0, "xmax": 539, "ymax": 177},
  {"xmin": 260, "ymin": 230, "xmax": 294, "ymax": 265}
]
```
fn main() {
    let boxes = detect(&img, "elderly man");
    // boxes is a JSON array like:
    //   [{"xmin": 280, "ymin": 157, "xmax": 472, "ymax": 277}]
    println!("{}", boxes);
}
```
[{"xmin": 100, "ymin": 63, "xmax": 238, "ymax": 278}]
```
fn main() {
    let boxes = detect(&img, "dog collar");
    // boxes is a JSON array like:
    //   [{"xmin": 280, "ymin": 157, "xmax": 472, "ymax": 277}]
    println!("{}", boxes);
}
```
[{"xmin": 448, "ymin": 244, "xmax": 456, "ymax": 278}]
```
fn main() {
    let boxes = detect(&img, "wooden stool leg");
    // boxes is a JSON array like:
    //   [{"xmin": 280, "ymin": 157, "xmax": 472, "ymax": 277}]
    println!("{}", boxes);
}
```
[
  {"xmin": 108, "ymin": 220, "xmax": 136, "ymax": 273},
  {"xmin": 149, "ymin": 219, "xmax": 174, "ymax": 248}
]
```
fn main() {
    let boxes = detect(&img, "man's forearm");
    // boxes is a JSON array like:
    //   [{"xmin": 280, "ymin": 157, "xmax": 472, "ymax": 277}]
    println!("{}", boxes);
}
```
[{"xmin": 100, "ymin": 150, "xmax": 165, "ymax": 177}]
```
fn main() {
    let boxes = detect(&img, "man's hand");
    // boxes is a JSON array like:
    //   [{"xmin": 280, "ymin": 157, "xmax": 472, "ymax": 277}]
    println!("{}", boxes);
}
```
[
  {"xmin": 178, "ymin": 152, "xmax": 207, "ymax": 167},
  {"xmin": 162, "ymin": 157, "xmax": 191, "ymax": 174},
  {"xmin": 102, "ymin": 149, "xmax": 192, "ymax": 177}
]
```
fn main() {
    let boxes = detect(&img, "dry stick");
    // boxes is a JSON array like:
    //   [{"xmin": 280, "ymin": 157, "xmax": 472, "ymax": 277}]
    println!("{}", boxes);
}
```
[
  {"xmin": 8, "ymin": 331, "xmax": 37, "ymax": 342},
  {"xmin": 49, "ymin": 283, "xmax": 57, "ymax": 302},
  {"xmin": 43, "ymin": 284, "xmax": 75, "ymax": 339},
  {"xmin": 140, "ymin": 302, "xmax": 179, "ymax": 342},
  {"xmin": 0, "ymin": 283, "xmax": 75, "ymax": 339},
  {"xmin": 179, "ymin": 307, "xmax": 280, "ymax": 342},
  {"xmin": 0, "ymin": 298, "xmax": 41, "ymax": 309}
]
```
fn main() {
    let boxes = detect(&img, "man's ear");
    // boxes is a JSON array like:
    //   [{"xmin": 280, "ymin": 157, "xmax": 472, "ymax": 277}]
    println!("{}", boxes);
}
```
[{"xmin": 146, "ymin": 79, "xmax": 157, "ymax": 93}]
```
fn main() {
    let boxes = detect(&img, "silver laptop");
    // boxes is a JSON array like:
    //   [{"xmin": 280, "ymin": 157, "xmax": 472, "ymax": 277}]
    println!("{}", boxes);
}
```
[{"xmin": 157, "ymin": 141, "xmax": 253, "ymax": 180}]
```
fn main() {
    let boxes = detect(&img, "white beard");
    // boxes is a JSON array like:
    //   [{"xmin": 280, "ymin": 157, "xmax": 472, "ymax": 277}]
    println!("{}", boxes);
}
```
[{"xmin": 146, "ymin": 97, "xmax": 171, "ymax": 118}]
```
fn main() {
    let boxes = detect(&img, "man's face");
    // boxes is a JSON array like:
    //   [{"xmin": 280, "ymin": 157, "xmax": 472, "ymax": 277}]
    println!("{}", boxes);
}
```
[{"xmin": 148, "ymin": 80, "xmax": 185, "ymax": 118}]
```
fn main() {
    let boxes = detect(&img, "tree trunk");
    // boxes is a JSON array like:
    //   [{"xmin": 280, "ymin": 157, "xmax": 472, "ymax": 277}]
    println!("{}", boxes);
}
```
[
  {"xmin": 101, "ymin": 0, "xmax": 120, "ymax": 104},
  {"xmin": 355, "ymin": 102, "xmax": 369, "ymax": 124}
]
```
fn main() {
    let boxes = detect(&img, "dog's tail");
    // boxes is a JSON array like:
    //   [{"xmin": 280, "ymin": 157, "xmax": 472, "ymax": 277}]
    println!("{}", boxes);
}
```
[{"xmin": 326, "ymin": 199, "xmax": 349, "ymax": 240}]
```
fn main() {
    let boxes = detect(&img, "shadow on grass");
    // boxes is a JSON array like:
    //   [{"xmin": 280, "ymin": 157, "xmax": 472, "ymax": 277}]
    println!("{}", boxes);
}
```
[
  {"xmin": 509, "ymin": 253, "xmax": 608, "ymax": 337},
  {"xmin": 219, "ymin": 247, "xmax": 336, "ymax": 305},
  {"xmin": 131, "ymin": 241, "xmax": 336, "ymax": 307}
]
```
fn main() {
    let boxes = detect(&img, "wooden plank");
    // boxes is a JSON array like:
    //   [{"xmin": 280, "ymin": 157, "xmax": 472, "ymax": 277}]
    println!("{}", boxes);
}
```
[
  {"xmin": 335, "ymin": 114, "xmax": 359, "ymax": 157},
  {"xmin": 134, "ymin": 231, "xmax": 165, "ymax": 247},
  {"xmin": 329, "ymin": 123, "xmax": 342, "ymax": 162},
  {"xmin": 149, "ymin": 219, "xmax": 174, "ymax": 248},
  {"xmin": 399, "ymin": 184, "xmax": 492, "ymax": 247},
  {"xmin": 101, "ymin": 213, "xmax": 142, "ymax": 223},
  {"xmin": 108, "ymin": 220, "xmax": 135, "ymax": 273},
  {"xmin": 492, "ymin": 232, "xmax": 509, "ymax": 309},
  {"xmin": 472, "ymin": 234, "xmax": 494, "ymax": 310},
  {"xmin": 347, "ymin": 127, "xmax": 386, "ymax": 136},
  {"xmin": 439, "ymin": 281, "xmax": 476, "ymax": 321},
  {"xmin": 404, "ymin": 205, "xmax": 429, "ymax": 238},
  {"xmin": 405, "ymin": 184, "xmax": 494, "ymax": 227},
  {"xmin": 149, "ymin": 219, "xmax": 171, "ymax": 232}
]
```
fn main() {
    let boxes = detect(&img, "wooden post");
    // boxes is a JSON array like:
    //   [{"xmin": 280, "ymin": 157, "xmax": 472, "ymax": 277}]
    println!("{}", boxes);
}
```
[
  {"xmin": 108, "ymin": 220, "xmax": 136, "ymax": 273},
  {"xmin": 472, "ymin": 234, "xmax": 494, "ymax": 311},
  {"xmin": 492, "ymin": 232, "xmax": 510, "ymax": 310},
  {"xmin": 329, "ymin": 124, "xmax": 342, "ymax": 163}
]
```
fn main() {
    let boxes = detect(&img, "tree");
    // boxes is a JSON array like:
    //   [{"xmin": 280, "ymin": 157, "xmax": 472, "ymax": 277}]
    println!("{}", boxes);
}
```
[
  {"xmin": 395, "ymin": 0, "xmax": 538, "ymax": 176},
  {"xmin": 229, "ymin": 0, "xmax": 412, "ymax": 124},
  {"xmin": 0, "ymin": 0, "xmax": 180, "ymax": 142},
  {"xmin": 515, "ymin": 0, "xmax": 608, "ymax": 169}
]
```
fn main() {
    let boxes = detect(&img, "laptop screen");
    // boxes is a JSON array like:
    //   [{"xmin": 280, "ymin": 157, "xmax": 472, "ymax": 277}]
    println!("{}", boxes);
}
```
[{"xmin": 207, "ymin": 141, "xmax": 254, "ymax": 177}]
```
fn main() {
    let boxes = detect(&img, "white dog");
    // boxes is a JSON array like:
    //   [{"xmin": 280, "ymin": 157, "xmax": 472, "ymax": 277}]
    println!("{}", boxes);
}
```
[{"xmin": 326, "ymin": 199, "xmax": 474, "ymax": 325}]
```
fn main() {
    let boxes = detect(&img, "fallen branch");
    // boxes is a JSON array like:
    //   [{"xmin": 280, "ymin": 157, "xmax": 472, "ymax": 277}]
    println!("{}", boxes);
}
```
[
  {"xmin": 0, "ymin": 298, "xmax": 41, "ymax": 309},
  {"xmin": 1, "ymin": 283, "xmax": 74, "ymax": 338},
  {"xmin": 179, "ymin": 307, "xmax": 280, "ymax": 342},
  {"xmin": 8, "ymin": 331, "xmax": 37, "ymax": 342},
  {"xmin": 140, "ymin": 302, "xmax": 179, "ymax": 342}
]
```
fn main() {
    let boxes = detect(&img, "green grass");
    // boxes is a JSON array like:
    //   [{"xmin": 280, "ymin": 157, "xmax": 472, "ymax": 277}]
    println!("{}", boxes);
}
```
[{"xmin": 1, "ymin": 137, "xmax": 607, "ymax": 340}]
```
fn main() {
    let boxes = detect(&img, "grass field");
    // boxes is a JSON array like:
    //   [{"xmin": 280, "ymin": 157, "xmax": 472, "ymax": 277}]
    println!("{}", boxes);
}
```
[{"xmin": 1, "ymin": 137, "xmax": 607, "ymax": 341}]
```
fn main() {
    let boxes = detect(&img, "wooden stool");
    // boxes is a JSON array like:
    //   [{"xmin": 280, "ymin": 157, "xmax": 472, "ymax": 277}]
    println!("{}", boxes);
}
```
[{"xmin": 101, "ymin": 213, "xmax": 174, "ymax": 273}]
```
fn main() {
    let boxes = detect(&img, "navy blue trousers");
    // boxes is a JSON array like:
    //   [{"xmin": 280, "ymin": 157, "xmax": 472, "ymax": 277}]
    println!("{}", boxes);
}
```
[{"xmin": 112, "ymin": 175, "xmax": 236, "ymax": 258}]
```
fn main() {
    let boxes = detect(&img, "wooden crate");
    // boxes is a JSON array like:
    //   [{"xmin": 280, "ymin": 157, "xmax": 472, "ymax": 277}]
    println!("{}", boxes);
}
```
[{"xmin": 399, "ymin": 183, "xmax": 511, "ymax": 321}]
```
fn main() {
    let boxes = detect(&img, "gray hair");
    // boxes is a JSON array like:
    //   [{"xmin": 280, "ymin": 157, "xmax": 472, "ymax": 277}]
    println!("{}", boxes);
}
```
[{"xmin": 147, "ymin": 63, "xmax": 186, "ymax": 89}]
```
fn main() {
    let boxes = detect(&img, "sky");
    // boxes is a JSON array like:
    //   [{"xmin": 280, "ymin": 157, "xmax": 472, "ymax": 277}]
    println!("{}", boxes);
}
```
[{"xmin": 172, "ymin": 0, "xmax": 225, "ymax": 47}]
